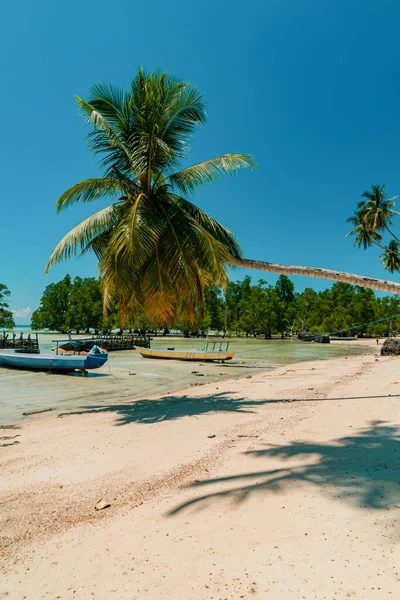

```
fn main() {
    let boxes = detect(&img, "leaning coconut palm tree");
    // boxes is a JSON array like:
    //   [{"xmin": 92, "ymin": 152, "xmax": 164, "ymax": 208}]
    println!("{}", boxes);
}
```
[{"xmin": 47, "ymin": 69, "xmax": 400, "ymax": 320}]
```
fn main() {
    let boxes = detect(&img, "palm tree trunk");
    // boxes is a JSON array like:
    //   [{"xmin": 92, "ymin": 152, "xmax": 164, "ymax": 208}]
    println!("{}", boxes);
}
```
[
  {"xmin": 385, "ymin": 226, "xmax": 400, "ymax": 245},
  {"xmin": 369, "ymin": 237, "xmax": 400, "ymax": 257},
  {"xmin": 230, "ymin": 258, "xmax": 400, "ymax": 294}
]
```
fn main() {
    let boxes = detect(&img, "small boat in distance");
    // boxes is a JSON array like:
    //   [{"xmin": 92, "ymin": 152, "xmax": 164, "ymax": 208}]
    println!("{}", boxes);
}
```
[
  {"xmin": 136, "ymin": 341, "xmax": 235, "ymax": 362},
  {"xmin": 52, "ymin": 330, "xmax": 107, "ymax": 355}
]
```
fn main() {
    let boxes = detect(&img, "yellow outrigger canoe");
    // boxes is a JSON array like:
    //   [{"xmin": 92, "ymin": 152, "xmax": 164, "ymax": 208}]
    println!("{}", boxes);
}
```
[{"xmin": 136, "ymin": 342, "xmax": 235, "ymax": 362}]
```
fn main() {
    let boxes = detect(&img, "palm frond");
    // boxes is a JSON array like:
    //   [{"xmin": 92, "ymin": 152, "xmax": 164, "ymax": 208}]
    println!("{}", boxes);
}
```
[
  {"xmin": 162, "ymin": 82, "xmax": 207, "ymax": 159},
  {"xmin": 170, "ymin": 194, "xmax": 243, "ymax": 258},
  {"xmin": 86, "ymin": 83, "xmax": 129, "ymax": 129},
  {"xmin": 140, "ymin": 247, "xmax": 180, "ymax": 323},
  {"xmin": 163, "ymin": 80, "xmax": 207, "ymax": 130},
  {"xmin": 82, "ymin": 229, "xmax": 112, "ymax": 261},
  {"xmin": 158, "ymin": 200, "xmax": 227, "ymax": 294},
  {"xmin": 45, "ymin": 205, "xmax": 118, "ymax": 272},
  {"xmin": 128, "ymin": 131, "xmax": 177, "ymax": 182},
  {"xmin": 107, "ymin": 194, "xmax": 164, "ymax": 267},
  {"xmin": 111, "ymin": 167, "xmax": 141, "ymax": 194},
  {"xmin": 100, "ymin": 247, "xmax": 142, "ymax": 317},
  {"xmin": 99, "ymin": 195, "xmax": 231, "ymax": 324},
  {"xmin": 55, "ymin": 177, "xmax": 127, "ymax": 212},
  {"xmin": 76, "ymin": 96, "xmax": 133, "ymax": 174},
  {"xmin": 126, "ymin": 72, "xmax": 207, "ymax": 178},
  {"xmin": 346, "ymin": 212, "xmax": 382, "ymax": 249},
  {"xmin": 160, "ymin": 201, "xmax": 231, "ymax": 288},
  {"xmin": 168, "ymin": 153, "xmax": 256, "ymax": 193}
]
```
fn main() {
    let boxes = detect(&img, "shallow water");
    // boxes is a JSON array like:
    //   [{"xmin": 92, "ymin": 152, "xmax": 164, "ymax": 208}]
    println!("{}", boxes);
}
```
[{"xmin": 0, "ymin": 334, "xmax": 372, "ymax": 423}]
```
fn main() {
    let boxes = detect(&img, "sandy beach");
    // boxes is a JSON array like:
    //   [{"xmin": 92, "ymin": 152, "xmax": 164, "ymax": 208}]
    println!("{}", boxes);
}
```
[{"xmin": 1, "ymin": 341, "xmax": 399, "ymax": 599}]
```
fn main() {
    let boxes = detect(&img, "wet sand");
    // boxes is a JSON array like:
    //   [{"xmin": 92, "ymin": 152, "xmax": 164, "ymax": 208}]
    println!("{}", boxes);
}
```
[{"xmin": 1, "ymin": 341, "xmax": 399, "ymax": 599}]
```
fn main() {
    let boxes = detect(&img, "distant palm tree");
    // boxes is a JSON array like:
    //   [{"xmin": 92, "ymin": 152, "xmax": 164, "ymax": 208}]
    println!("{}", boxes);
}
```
[
  {"xmin": 346, "ymin": 212, "xmax": 383, "ymax": 250},
  {"xmin": 358, "ymin": 184, "xmax": 399, "ymax": 239},
  {"xmin": 381, "ymin": 240, "xmax": 400, "ymax": 273},
  {"xmin": 347, "ymin": 184, "xmax": 400, "ymax": 274},
  {"xmin": 47, "ymin": 70, "xmax": 400, "ymax": 322}
]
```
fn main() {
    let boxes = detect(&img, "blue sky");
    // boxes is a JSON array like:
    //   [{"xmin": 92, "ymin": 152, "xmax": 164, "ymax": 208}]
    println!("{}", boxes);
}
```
[{"xmin": 1, "ymin": 0, "xmax": 400, "ymax": 323}]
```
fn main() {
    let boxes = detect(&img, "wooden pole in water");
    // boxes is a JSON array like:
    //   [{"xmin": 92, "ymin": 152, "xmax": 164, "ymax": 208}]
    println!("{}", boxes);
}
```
[{"xmin": 22, "ymin": 407, "xmax": 53, "ymax": 416}]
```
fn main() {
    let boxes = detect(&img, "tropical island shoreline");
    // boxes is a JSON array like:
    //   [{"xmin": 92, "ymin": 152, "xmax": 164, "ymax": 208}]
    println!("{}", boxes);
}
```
[{"xmin": 1, "ymin": 339, "xmax": 399, "ymax": 599}]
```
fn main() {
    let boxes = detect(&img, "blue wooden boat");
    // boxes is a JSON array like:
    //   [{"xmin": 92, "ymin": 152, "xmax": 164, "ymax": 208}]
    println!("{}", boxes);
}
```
[{"xmin": 0, "ymin": 345, "xmax": 108, "ymax": 372}]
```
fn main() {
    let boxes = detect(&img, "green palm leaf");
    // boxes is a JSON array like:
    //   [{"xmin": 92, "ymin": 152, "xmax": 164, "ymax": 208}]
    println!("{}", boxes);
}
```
[
  {"xmin": 56, "ymin": 178, "xmax": 127, "ymax": 212},
  {"xmin": 45, "ymin": 205, "xmax": 118, "ymax": 273},
  {"xmin": 76, "ymin": 96, "xmax": 134, "ymax": 174},
  {"xmin": 170, "ymin": 194, "xmax": 242, "ymax": 258},
  {"xmin": 346, "ymin": 213, "xmax": 382, "ymax": 249},
  {"xmin": 162, "ymin": 82, "xmax": 207, "ymax": 158},
  {"xmin": 108, "ymin": 194, "xmax": 164, "ymax": 267},
  {"xmin": 168, "ymin": 154, "xmax": 257, "ymax": 194},
  {"xmin": 85, "ymin": 83, "xmax": 129, "ymax": 129}
]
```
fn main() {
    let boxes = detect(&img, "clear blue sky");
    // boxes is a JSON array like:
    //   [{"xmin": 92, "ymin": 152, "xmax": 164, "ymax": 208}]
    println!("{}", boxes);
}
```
[{"xmin": 2, "ymin": 0, "xmax": 400, "ymax": 323}]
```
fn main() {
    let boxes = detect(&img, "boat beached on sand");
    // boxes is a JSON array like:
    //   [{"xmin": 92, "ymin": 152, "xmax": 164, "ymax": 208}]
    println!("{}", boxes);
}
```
[
  {"xmin": 0, "ymin": 340, "xmax": 108, "ymax": 373},
  {"xmin": 136, "ymin": 341, "xmax": 235, "ymax": 362}
]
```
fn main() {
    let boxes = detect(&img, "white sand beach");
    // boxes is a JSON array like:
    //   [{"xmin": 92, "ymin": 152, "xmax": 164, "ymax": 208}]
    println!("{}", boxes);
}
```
[{"xmin": 1, "ymin": 344, "xmax": 399, "ymax": 599}]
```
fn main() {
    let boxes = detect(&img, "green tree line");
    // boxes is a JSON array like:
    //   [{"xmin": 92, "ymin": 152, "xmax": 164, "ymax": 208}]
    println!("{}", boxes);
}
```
[
  {"xmin": 31, "ymin": 275, "xmax": 118, "ymax": 333},
  {"xmin": 0, "ymin": 283, "xmax": 15, "ymax": 329},
  {"xmin": 205, "ymin": 276, "xmax": 400, "ymax": 338},
  {"xmin": 30, "ymin": 275, "xmax": 400, "ymax": 337}
]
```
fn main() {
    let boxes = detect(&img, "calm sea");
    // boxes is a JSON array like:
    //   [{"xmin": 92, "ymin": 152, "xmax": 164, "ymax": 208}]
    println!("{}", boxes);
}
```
[{"xmin": 0, "ymin": 333, "xmax": 372, "ymax": 423}]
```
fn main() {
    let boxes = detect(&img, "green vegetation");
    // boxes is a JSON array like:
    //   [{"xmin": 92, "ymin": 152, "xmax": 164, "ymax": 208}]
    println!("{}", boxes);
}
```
[
  {"xmin": 46, "ymin": 70, "xmax": 400, "ymax": 331},
  {"xmin": 31, "ymin": 276, "xmax": 117, "ymax": 333},
  {"xmin": 31, "ymin": 275, "xmax": 400, "ymax": 337},
  {"xmin": 0, "ymin": 283, "xmax": 15, "ymax": 329},
  {"xmin": 347, "ymin": 184, "xmax": 400, "ymax": 273},
  {"xmin": 225, "ymin": 277, "xmax": 296, "ymax": 339},
  {"xmin": 223, "ymin": 276, "xmax": 400, "ymax": 338}
]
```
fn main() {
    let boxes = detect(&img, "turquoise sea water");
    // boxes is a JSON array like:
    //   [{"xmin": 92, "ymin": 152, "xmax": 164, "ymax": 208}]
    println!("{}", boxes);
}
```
[{"xmin": 0, "ymin": 333, "xmax": 372, "ymax": 423}]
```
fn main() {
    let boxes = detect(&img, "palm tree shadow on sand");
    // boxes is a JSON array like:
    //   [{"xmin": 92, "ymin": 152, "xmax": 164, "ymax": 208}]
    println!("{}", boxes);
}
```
[
  {"xmin": 60, "ymin": 392, "xmax": 399, "ymax": 426},
  {"xmin": 169, "ymin": 420, "xmax": 400, "ymax": 515},
  {"xmin": 59, "ymin": 392, "xmax": 261, "ymax": 425}
]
